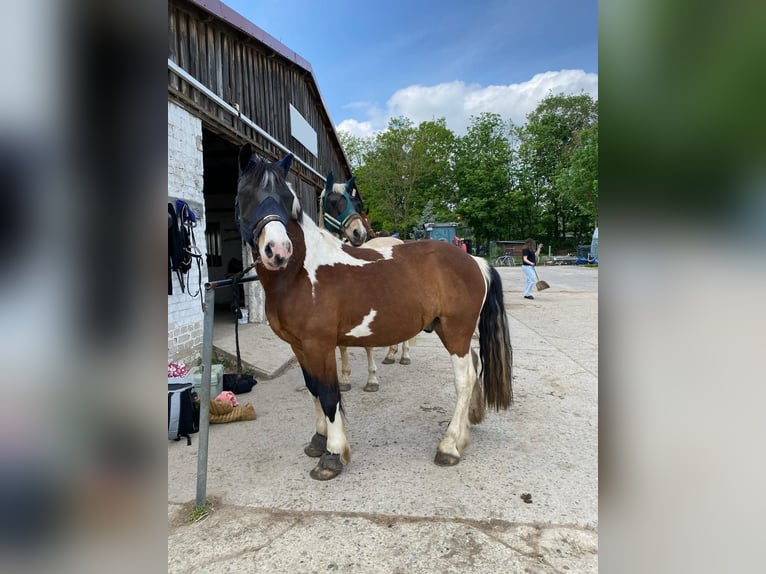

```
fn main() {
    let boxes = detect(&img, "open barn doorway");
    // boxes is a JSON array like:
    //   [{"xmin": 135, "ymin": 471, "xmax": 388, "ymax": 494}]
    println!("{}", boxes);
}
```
[{"xmin": 201, "ymin": 127, "xmax": 244, "ymax": 319}]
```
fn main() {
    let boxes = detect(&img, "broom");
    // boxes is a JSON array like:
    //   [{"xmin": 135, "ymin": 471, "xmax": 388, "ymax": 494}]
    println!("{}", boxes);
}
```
[{"xmin": 534, "ymin": 266, "xmax": 550, "ymax": 291}]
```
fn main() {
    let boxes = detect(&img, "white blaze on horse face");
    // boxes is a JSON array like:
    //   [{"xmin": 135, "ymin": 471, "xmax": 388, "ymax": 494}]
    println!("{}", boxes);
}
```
[
  {"xmin": 345, "ymin": 309, "xmax": 377, "ymax": 338},
  {"xmin": 343, "ymin": 218, "xmax": 367, "ymax": 246},
  {"xmin": 258, "ymin": 220, "xmax": 292, "ymax": 270}
]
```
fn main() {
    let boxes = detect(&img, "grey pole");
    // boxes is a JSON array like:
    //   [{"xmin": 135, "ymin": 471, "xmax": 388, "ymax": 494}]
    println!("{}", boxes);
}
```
[
  {"xmin": 195, "ymin": 285, "xmax": 216, "ymax": 508},
  {"xmin": 192, "ymin": 272, "xmax": 258, "ymax": 509}
]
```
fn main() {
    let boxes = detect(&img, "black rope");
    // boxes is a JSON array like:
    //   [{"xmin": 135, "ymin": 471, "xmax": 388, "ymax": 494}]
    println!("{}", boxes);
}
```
[{"xmin": 230, "ymin": 263, "xmax": 255, "ymax": 377}]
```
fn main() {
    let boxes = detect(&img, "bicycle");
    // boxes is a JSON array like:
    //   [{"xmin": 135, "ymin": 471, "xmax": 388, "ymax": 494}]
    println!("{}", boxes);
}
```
[{"xmin": 494, "ymin": 254, "xmax": 516, "ymax": 267}]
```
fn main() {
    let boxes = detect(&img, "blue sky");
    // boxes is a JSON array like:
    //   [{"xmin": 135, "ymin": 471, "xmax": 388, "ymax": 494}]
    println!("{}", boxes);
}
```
[{"xmin": 223, "ymin": 0, "xmax": 598, "ymax": 136}]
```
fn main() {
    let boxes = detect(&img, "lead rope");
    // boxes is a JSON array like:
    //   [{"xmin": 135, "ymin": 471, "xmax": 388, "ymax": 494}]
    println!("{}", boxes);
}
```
[{"xmin": 230, "ymin": 263, "xmax": 255, "ymax": 377}]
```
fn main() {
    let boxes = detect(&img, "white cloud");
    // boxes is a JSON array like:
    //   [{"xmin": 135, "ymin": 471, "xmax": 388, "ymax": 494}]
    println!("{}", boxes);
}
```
[
  {"xmin": 335, "ymin": 69, "xmax": 598, "ymax": 137},
  {"xmin": 336, "ymin": 118, "xmax": 376, "ymax": 139}
]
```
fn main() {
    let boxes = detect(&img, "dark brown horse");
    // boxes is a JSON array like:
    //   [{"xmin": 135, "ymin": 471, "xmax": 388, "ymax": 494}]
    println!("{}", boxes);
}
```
[{"xmin": 236, "ymin": 146, "xmax": 513, "ymax": 480}]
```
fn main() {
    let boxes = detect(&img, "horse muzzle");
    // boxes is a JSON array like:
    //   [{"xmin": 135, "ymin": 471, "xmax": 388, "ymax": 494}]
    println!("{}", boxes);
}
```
[
  {"xmin": 344, "ymin": 215, "xmax": 367, "ymax": 247},
  {"xmin": 258, "ymin": 227, "xmax": 292, "ymax": 270}
]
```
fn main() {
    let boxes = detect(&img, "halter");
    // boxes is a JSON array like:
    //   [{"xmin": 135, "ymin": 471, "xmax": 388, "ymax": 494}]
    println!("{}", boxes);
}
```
[
  {"xmin": 237, "ymin": 195, "xmax": 290, "ymax": 259},
  {"xmin": 321, "ymin": 188, "xmax": 362, "ymax": 239}
]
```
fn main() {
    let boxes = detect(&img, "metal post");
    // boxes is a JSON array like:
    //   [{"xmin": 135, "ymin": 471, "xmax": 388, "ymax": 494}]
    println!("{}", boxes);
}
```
[
  {"xmin": 195, "ymin": 285, "xmax": 216, "ymax": 508},
  {"xmin": 192, "ymin": 272, "xmax": 259, "ymax": 509}
]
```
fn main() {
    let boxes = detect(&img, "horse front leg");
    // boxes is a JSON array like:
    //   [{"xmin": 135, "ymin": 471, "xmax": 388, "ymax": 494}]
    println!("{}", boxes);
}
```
[
  {"xmin": 435, "ymin": 351, "xmax": 477, "ymax": 466},
  {"xmin": 338, "ymin": 346, "xmax": 351, "ymax": 392},
  {"xmin": 303, "ymin": 396, "xmax": 328, "ymax": 457},
  {"xmin": 363, "ymin": 347, "xmax": 379, "ymax": 392},
  {"xmin": 297, "ymin": 348, "xmax": 351, "ymax": 481}
]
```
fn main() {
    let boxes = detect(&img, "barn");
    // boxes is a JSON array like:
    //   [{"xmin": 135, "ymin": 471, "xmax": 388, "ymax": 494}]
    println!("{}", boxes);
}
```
[{"xmin": 168, "ymin": 0, "xmax": 353, "ymax": 364}]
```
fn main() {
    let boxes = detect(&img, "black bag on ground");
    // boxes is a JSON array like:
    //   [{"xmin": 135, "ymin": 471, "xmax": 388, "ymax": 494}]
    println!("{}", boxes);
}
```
[
  {"xmin": 222, "ymin": 373, "xmax": 257, "ymax": 394},
  {"xmin": 168, "ymin": 382, "xmax": 199, "ymax": 445}
]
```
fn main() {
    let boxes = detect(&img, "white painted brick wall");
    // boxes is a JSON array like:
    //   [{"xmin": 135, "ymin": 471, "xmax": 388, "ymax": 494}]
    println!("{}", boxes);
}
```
[{"xmin": 168, "ymin": 101, "xmax": 208, "ymax": 365}]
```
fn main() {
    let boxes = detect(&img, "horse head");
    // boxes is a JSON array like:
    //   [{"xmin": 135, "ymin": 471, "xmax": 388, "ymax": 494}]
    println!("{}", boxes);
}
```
[
  {"xmin": 320, "ymin": 172, "xmax": 367, "ymax": 246},
  {"xmin": 235, "ymin": 144, "xmax": 302, "ymax": 270}
]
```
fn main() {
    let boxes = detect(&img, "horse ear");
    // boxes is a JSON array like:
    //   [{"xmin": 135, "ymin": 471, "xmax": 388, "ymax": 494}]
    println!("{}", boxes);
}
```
[
  {"xmin": 345, "ymin": 176, "xmax": 356, "ymax": 195},
  {"xmin": 324, "ymin": 171, "xmax": 334, "ymax": 193},
  {"xmin": 276, "ymin": 153, "xmax": 293, "ymax": 175},
  {"xmin": 238, "ymin": 143, "xmax": 253, "ymax": 173}
]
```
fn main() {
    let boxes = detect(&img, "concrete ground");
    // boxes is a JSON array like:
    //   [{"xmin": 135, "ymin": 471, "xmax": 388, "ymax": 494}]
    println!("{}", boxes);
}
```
[{"xmin": 168, "ymin": 264, "xmax": 598, "ymax": 573}]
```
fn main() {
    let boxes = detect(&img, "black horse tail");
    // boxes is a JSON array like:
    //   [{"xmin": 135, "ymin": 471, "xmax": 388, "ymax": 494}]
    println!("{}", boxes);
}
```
[{"xmin": 477, "ymin": 261, "xmax": 513, "ymax": 410}]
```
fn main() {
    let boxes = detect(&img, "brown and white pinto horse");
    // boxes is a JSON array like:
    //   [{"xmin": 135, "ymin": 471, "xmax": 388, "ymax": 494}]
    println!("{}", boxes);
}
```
[
  {"xmin": 354, "ymin": 206, "xmax": 412, "ymax": 366},
  {"xmin": 319, "ymin": 175, "xmax": 411, "ymax": 392},
  {"xmin": 236, "ymin": 146, "xmax": 513, "ymax": 480}
]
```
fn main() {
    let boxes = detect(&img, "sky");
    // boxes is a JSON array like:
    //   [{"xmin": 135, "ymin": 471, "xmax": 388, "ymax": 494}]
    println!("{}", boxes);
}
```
[{"xmin": 223, "ymin": 0, "xmax": 598, "ymax": 137}]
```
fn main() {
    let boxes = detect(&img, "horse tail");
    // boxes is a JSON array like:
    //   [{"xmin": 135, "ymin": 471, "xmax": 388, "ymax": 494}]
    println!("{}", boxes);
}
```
[{"xmin": 476, "ymin": 259, "xmax": 513, "ymax": 410}]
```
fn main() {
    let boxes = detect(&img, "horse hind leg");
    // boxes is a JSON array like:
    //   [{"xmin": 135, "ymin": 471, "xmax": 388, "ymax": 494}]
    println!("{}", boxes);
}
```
[
  {"xmin": 435, "ymin": 351, "xmax": 478, "ymax": 466},
  {"xmin": 363, "ymin": 347, "xmax": 379, "ymax": 392},
  {"xmin": 399, "ymin": 340, "xmax": 411, "ymax": 365},
  {"xmin": 381, "ymin": 344, "xmax": 398, "ymax": 364},
  {"xmin": 468, "ymin": 349, "xmax": 485, "ymax": 424},
  {"xmin": 338, "ymin": 346, "xmax": 351, "ymax": 392}
]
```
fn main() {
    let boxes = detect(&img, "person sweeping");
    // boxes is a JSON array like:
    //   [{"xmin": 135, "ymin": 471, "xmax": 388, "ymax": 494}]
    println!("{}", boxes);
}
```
[{"xmin": 522, "ymin": 238, "xmax": 543, "ymax": 300}]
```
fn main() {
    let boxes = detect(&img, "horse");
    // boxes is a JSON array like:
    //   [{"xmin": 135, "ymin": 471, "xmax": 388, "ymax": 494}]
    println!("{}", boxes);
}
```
[
  {"xmin": 353, "ymin": 206, "xmax": 412, "ymax": 365},
  {"xmin": 319, "ymin": 174, "xmax": 411, "ymax": 392},
  {"xmin": 235, "ymin": 146, "xmax": 513, "ymax": 481}
]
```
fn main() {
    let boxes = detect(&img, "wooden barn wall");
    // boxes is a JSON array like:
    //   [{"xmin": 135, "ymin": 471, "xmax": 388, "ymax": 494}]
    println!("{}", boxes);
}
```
[{"xmin": 168, "ymin": 0, "xmax": 350, "ymax": 212}]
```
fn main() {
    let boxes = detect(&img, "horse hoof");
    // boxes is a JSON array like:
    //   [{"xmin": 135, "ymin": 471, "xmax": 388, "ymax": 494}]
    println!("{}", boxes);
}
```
[
  {"xmin": 434, "ymin": 451, "xmax": 460, "ymax": 466},
  {"xmin": 339, "ymin": 383, "xmax": 351, "ymax": 392},
  {"xmin": 363, "ymin": 382, "xmax": 379, "ymax": 392},
  {"xmin": 399, "ymin": 357, "xmax": 411, "ymax": 365},
  {"xmin": 381, "ymin": 357, "xmax": 395, "ymax": 365},
  {"xmin": 303, "ymin": 433, "xmax": 327, "ymax": 457},
  {"xmin": 309, "ymin": 451, "xmax": 343, "ymax": 480}
]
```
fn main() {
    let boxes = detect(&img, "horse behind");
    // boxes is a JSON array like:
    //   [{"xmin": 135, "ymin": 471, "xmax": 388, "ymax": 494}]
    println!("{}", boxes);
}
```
[
  {"xmin": 319, "ymin": 174, "xmax": 411, "ymax": 392},
  {"xmin": 236, "ymin": 147, "xmax": 513, "ymax": 481}
]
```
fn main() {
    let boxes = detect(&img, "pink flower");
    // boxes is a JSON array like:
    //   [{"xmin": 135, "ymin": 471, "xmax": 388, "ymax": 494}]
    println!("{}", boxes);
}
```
[{"xmin": 168, "ymin": 362, "xmax": 189, "ymax": 377}]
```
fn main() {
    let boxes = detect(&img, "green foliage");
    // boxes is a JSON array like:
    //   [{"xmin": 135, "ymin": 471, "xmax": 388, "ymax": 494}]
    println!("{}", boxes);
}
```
[
  {"xmin": 515, "ymin": 93, "xmax": 598, "ymax": 248},
  {"xmin": 337, "ymin": 130, "xmax": 370, "ymax": 172},
  {"xmin": 555, "ymin": 124, "xmax": 598, "ymax": 225},
  {"xmin": 336, "ymin": 93, "xmax": 598, "ymax": 250},
  {"xmin": 351, "ymin": 117, "xmax": 456, "ymax": 237},
  {"xmin": 454, "ymin": 113, "xmax": 513, "ymax": 250}
]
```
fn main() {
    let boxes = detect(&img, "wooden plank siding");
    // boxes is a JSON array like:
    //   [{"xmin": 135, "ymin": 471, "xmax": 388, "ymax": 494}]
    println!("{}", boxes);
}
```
[{"xmin": 168, "ymin": 0, "xmax": 350, "ymax": 213}]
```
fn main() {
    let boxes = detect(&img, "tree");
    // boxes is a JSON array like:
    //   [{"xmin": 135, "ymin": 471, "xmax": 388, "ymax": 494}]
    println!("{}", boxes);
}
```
[
  {"xmin": 515, "ymin": 93, "xmax": 598, "ymax": 249},
  {"xmin": 336, "ymin": 94, "xmax": 598, "ymax": 252},
  {"xmin": 352, "ymin": 117, "xmax": 457, "ymax": 237},
  {"xmin": 453, "ymin": 113, "xmax": 513, "ymax": 251},
  {"xmin": 337, "ymin": 130, "xmax": 370, "ymax": 172},
  {"xmin": 555, "ymin": 123, "xmax": 598, "ymax": 232}
]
